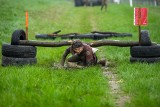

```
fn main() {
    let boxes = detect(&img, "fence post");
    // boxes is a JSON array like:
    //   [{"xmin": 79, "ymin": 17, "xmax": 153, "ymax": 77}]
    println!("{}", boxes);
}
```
[
  {"xmin": 130, "ymin": 0, "xmax": 133, "ymax": 7},
  {"xmin": 154, "ymin": 0, "xmax": 157, "ymax": 6}
]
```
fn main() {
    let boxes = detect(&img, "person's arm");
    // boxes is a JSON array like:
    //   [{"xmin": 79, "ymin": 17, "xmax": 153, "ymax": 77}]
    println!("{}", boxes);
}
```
[{"xmin": 61, "ymin": 47, "xmax": 70, "ymax": 66}]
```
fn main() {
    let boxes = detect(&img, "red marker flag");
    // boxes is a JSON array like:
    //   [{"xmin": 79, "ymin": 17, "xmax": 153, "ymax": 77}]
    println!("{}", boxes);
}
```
[{"xmin": 134, "ymin": 8, "xmax": 148, "ymax": 26}]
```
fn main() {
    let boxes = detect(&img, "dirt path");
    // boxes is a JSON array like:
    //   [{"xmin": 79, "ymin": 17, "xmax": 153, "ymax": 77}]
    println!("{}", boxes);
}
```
[
  {"xmin": 90, "ymin": 16, "xmax": 98, "ymax": 31},
  {"xmin": 102, "ymin": 65, "xmax": 130, "ymax": 107},
  {"xmin": 88, "ymin": 8, "xmax": 98, "ymax": 31},
  {"xmin": 52, "ymin": 60, "xmax": 130, "ymax": 107}
]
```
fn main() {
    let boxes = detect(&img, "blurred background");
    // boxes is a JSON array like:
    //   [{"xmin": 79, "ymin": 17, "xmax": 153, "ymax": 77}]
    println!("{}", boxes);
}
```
[{"xmin": 74, "ymin": 0, "xmax": 160, "ymax": 7}]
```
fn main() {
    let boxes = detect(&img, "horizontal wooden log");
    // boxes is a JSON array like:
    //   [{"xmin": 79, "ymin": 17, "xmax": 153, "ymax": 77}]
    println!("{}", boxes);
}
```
[
  {"xmin": 89, "ymin": 40, "xmax": 139, "ymax": 47},
  {"xmin": 47, "ymin": 33, "xmax": 79, "ymax": 36},
  {"xmin": 19, "ymin": 40, "xmax": 142, "ymax": 47},
  {"xmin": 91, "ymin": 31, "xmax": 119, "ymax": 34},
  {"xmin": 19, "ymin": 40, "xmax": 72, "ymax": 47}
]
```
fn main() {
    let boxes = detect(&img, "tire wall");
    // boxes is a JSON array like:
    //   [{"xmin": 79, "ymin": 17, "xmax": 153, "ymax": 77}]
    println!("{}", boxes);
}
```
[{"xmin": 2, "ymin": 44, "xmax": 37, "ymax": 66}]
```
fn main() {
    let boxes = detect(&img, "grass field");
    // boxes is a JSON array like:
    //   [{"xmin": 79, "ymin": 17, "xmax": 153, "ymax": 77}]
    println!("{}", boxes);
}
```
[{"xmin": 0, "ymin": 0, "xmax": 160, "ymax": 107}]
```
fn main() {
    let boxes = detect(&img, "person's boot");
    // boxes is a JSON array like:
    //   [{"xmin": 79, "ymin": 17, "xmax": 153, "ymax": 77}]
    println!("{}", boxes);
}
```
[{"xmin": 97, "ymin": 59, "xmax": 106, "ymax": 66}]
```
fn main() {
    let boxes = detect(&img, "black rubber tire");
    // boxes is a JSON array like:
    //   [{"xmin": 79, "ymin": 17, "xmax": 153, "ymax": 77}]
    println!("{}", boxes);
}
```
[
  {"xmin": 11, "ymin": 29, "xmax": 26, "ymax": 45},
  {"xmin": 140, "ymin": 30, "xmax": 151, "ymax": 46},
  {"xmin": 130, "ymin": 45, "xmax": 160, "ymax": 58},
  {"xmin": 2, "ymin": 44, "xmax": 37, "ymax": 58},
  {"xmin": 35, "ymin": 34, "xmax": 56, "ymax": 40},
  {"xmin": 2, "ymin": 56, "xmax": 37, "ymax": 66},
  {"xmin": 130, "ymin": 57, "xmax": 160, "ymax": 63}
]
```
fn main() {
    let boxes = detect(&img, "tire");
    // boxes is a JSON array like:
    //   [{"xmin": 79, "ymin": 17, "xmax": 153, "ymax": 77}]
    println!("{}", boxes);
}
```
[
  {"xmin": 130, "ymin": 57, "xmax": 160, "ymax": 63},
  {"xmin": 11, "ymin": 29, "xmax": 26, "ymax": 45},
  {"xmin": 2, "ymin": 56, "xmax": 37, "ymax": 66},
  {"xmin": 140, "ymin": 30, "xmax": 151, "ymax": 46},
  {"xmin": 2, "ymin": 44, "xmax": 37, "ymax": 58},
  {"xmin": 130, "ymin": 45, "xmax": 160, "ymax": 58},
  {"xmin": 35, "ymin": 34, "xmax": 56, "ymax": 40}
]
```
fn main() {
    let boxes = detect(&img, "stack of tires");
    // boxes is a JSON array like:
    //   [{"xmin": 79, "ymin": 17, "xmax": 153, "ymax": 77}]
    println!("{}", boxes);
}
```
[
  {"xmin": 1, "ymin": 30, "xmax": 37, "ymax": 66},
  {"xmin": 130, "ymin": 30, "xmax": 160, "ymax": 63}
]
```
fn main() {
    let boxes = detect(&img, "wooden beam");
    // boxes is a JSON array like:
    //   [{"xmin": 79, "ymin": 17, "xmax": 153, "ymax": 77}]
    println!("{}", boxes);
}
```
[
  {"xmin": 19, "ymin": 40, "xmax": 72, "ymax": 47},
  {"xmin": 19, "ymin": 40, "xmax": 140, "ymax": 47},
  {"xmin": 89, "ymin": 40, "xmax": 139, "ymax": 47}
]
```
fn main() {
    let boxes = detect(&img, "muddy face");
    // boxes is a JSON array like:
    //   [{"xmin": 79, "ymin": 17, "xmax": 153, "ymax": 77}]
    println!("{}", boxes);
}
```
[{"xmin": 73, "ymin": 46, "xmax": 84, "ymax": 54}]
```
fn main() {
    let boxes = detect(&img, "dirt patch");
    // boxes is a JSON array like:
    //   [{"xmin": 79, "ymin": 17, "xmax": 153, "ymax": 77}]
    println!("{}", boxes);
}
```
[{"xmin": 102, "ymin": 64, "xmax": 130, "ymax": 107}]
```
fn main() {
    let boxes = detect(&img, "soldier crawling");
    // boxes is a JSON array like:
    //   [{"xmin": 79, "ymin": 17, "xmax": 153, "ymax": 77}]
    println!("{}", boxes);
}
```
[{"xmin": 61, "ymin": 40, "xmax": 105, "ymax": 68}]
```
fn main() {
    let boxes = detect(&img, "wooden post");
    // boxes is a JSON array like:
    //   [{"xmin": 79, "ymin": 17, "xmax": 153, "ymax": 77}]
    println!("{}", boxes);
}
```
[
  {"xmin": 138, "ymin": 8, "xmax": 141, "ymax": 45},
  {"xmin": 129, "ymin": 0, "xmax": 133, "ymax": 7},
  {"xmin": 154, "ymin": 0, "xmax": 157, "ymax": 6},
  {"xmin": 138, "ymin": 25, "xmax": 141, "ymax": 45},
  {"xmin": 26, "ymin": 11, "xmax": 28, "ymax": 40}
]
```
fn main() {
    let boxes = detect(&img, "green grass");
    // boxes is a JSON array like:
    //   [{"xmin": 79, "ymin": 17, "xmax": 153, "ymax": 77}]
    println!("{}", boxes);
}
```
[
  {"xmin": 0, "ymin": 0, "xmax": 160, "ymax": 107},
  {"xmin": 0, "ymin": 66, "xmax": 112, "ymax": 107}
]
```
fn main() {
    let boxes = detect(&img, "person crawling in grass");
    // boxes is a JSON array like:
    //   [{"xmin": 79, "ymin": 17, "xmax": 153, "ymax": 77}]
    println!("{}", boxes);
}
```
[{"xmin": 61, "ymin": 40, "xmax": 106, "ymax": 68}]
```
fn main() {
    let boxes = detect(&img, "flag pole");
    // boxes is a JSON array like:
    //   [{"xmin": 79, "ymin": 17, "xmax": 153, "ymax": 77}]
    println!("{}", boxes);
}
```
[
  {"xmin": 26, "ymin": 11, "xmax": 28, "ymax": 40},
  {"xmin": 138, "ymin": 7, "xmax": 141, "ymax": 45}
]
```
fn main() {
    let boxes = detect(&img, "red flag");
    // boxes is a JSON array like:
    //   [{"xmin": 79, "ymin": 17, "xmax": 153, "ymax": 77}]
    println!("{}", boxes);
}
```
[{"xmin": 134, "ymin": 8, "xmax": 148, "ymax": 26}]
